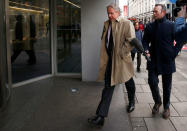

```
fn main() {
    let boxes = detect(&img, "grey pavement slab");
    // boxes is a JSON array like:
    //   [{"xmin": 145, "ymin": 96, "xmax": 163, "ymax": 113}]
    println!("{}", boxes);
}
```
[
  {"xmin": 141, "ymin": 84, "xmax": 151, "ymax": 93},
  {"xmin": 144, "ymin": 117, "xmax": 176, "ymax": 131},
  {"xmin": 172, "ymin": 102, "xmax": 187, "ymax": 116},
  {"xmin": 131, "ymin": 118, "xmax": 147, "ymax": 131},
  {"xmin": 173, "ymin": 91, "xmax": 187, "ymax": 102},
  {"xmin": 0, "ymin": 77, "xmax": 132, "ymax": 131},
  {"xmin": 134, "ymin": 78, "xmax": 147, "ymax": 85},
  {"xmin": 136, "ymin": 93, "xmax": 154, "ymax": 103},
  {"xmin": 129, "ymin": 104, "xmax": 152, "ymax": 118},
  {"xmin": 170, "ymin": 117, "xmax": 187, "ymax": 131},
  {"xmin": 135, "ymin": 85, "xmax": 144, "ymax": 93}
]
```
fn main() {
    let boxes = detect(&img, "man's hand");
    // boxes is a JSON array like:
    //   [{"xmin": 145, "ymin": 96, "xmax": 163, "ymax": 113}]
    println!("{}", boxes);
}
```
[
  {"xmin": 145, "ymin": 50, "xmax": 150, "ymax": 57},
  {"xmin": 177, "ymin": 5, "xmax": 187, "ymax": 18}
]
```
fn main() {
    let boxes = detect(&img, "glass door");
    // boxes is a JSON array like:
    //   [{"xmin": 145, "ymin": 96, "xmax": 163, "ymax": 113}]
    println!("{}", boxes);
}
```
[
  {"xmin": 56, "ymin": 0, "xmax": 81, "ymax": 73},
  {"xmin": 9, "ymin": 0, "xmax": 51, "ymax": 83}
]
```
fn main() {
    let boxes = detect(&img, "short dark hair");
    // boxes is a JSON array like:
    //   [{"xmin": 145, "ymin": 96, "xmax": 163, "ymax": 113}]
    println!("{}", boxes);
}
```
[{"xmin": 155, "ymin": 4, "xmax": 166, "ymax": 11}]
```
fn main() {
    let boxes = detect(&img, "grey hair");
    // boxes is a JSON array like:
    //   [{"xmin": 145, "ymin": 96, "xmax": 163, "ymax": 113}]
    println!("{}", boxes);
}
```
[
  {"xmin": 155, "ymin": 4, "xmax": 166, "ymax": 11},
  {"xmin": 107, "ymin": 3, "xmax": 121, "ymax": 14}
]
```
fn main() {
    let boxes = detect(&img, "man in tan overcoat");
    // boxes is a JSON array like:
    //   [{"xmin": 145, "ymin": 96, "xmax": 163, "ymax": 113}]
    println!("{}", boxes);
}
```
[{"xmin": 88, "ymin": 3, "xmax": 136, "ymax": 126}]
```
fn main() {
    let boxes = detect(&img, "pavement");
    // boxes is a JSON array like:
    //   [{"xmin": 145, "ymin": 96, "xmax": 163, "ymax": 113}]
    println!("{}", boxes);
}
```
[
  {"xmin": 0, "ymin": 77, "xmax": 132, "ymax": 131},
  {"xmin": 125, "ymin": 50, "xmax": 187, "ymax": 131},
  {"xmin": 1, "ymin": 51, "xmax": 187, "ymax": 131}
]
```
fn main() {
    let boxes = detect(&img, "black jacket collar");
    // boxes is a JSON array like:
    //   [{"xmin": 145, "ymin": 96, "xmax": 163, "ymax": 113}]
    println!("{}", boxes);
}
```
[{"xmin": 155, "ymin": 16, "xmax": 167, "ymax": 23}]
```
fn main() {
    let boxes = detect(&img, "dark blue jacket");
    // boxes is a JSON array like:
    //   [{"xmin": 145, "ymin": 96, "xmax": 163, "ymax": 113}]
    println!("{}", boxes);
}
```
[
  {"xmin": 131, "ymin": 29, "xmax": 143, "ymax": 53},
  {"xmin": 143, "ymin": 17, "xmax": 176, "ymax": 75}
]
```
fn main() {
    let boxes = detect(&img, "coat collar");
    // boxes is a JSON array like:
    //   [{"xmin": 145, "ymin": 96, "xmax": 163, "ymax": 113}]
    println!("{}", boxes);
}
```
[
  {"xmin": 116, "ymin": 16, "xmax": 122, "ymax": 22},
  {"xmin": 155, "ymin": 16, "xmax": 167, "ymax": 23}
]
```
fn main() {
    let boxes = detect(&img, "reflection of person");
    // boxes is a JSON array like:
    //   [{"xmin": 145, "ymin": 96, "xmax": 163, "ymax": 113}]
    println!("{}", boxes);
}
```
[
  {"xmin": 88, "ymin": 3, "xmax": 136, "ymax": 126},
  {"xmin": 27, "ymin": 15, "xmax": 36, "ymax": 65},
  {"xmin": 131, "ymin": 21, "xmax": 143, "ymax": 72},
  {"xmin": 46, "ymin": 22, "xmax": 49, "ymax": 36},
  {"xmin": 143, "ymin": 4, "xmax": 176, "ymax": 119},
  {"xmin": 11, "ymin": 15, "xmax": 36, "ymax": 65}
]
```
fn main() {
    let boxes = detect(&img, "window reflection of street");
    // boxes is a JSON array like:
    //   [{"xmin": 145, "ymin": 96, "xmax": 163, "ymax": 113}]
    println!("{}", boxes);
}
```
[
  {"xmin": 57, "ymin": 0, "xmax": 81, "ymax": 73},
  {"xmin": 9, "ymin": 0, "xmax": 51, "ymax": 83}
]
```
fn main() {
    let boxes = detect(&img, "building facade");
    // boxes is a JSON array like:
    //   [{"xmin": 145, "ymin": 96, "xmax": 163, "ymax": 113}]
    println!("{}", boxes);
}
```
[
  {"xmin": 128, "ymin": 0, "xmax": 175, "ymax": 23},
  {"xmin": 128, "ymin": 0, "xmax": 155, "ymax": 23},
  {"xmin": 0, "ymin": 0, "xmax": 118, "ymax": 109}
]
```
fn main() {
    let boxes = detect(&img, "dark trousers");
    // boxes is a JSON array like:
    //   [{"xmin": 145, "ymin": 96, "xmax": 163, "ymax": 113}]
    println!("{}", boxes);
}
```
[
  {"xmin": 96, "ymin": 57, "xmax": 136, "ymax": 117},
  {"xmin": 11, "ymin": 40, "xmax": 36, "ymax": 64},
  {"xmin": 11, "ymin": 50, "xmax": 36, "ymax": 63},
  {"xmin": 131, "ymin": 52, "xmax": 141, "ymax": 69},
  {"xmin": 148, "ymin": 70, "xmax": 172, "ymax": 109}
]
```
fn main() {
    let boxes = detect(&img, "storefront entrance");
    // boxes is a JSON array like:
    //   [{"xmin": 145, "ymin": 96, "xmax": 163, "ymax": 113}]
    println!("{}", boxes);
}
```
[{"xmin": 6, "ymin": 0, "xmax": 81, "ymax": 85}]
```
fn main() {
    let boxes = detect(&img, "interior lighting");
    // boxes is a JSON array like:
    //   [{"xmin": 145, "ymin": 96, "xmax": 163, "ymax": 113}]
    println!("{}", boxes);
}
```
[
  {"xmin": 64, "ymin": 0, "xmax": 81, "ymax": 8},
  {"xmin": 9, "ymin": 1, "xmax": 49, "ymax": 11},
  {"xmin": 9, "ymin": 6, "xmax": 44, "ymax": 14}
]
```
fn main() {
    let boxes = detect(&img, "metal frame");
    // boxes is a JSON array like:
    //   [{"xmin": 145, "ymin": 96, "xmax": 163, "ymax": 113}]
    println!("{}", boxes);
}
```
[
  {"xmin": 5, "ymin": 0, "xmax": 12, "ymax": 88},
  {"xmin": 51, "ymin": 0, "xmax": 57, "ymax": 75}
]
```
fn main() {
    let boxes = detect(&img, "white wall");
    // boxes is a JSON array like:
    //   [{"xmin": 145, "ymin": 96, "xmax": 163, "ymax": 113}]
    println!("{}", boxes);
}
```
[{"xmin": 81, "ymin": 0, "xmax": 118, "ymax": 81}]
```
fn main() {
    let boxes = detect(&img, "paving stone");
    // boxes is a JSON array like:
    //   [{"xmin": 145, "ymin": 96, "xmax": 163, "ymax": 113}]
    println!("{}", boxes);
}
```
[
  {"xmin": 173, "ymin": 91, "xmax": 187, "ymax": 102},
  {"xmin": 135, "ymin": 85, "xmax": 144, "ymax": 93},
  {"xmin": 141, "ymin": 84, "xmax": 151, "ymax": 93},
  {"xmin": 129, "ymin": 104, "xmax": 152, "ymax": 117},
  {"xmin": 171, "ymin": 87, "xmax": 179, "ymax": 93},
  {"xmin": 173, "ymin": 71, "xmax": 187, "ymax": 82},
  {"xmin": 172, "ymin": 102, "xmax": 187, "ymax": 116},
  {"xmin": 131, "ymin": 117, "xmax": 147, "ymax": 131},
  {"xmin": 136, "ymin": 93, "xmax": 154, "ymax": 103},
  {"xmin": 144, "ymin": 117, "xmax": 176, "ymax": 131},
  {"xmin": 134, "ymin": 78, "xmax": 147, "ymax": 85},
  {"xmin": 170, "ymin": 117, "xmax": 187, "ymax": 131},
  {"xmin": 150, "ymin": 104, "xmax": 179, "ymax": 117},
  {"xmin": 135, "ymin": 72, "xmax": 148, "ymax": 79}
]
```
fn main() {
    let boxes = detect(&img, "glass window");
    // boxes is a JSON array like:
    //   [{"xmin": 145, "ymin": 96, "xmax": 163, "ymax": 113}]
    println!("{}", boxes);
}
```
[
  {"xmin": 9, "ymin": 0, "xmax": 51, "ymax": 83},
  {"xmin": 56, "ymin": 0, "xmax": 81, "ymax": 73}
]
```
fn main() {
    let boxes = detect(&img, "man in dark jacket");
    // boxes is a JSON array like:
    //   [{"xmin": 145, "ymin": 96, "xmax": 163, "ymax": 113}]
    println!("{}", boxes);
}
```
[{"xmin": 143, "ymin": 4, "xmax": 176, "ymax": 119}]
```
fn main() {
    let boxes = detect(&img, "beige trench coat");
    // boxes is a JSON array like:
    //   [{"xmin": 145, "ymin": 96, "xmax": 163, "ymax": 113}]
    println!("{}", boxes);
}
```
[{"xmin": 97, "ymin": 17, "xmax": 136, "ymax": 86}]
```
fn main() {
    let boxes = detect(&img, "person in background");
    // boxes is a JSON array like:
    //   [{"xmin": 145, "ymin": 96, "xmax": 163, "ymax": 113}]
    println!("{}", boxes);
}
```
[{"xmin": 131, "ymin": 21, "xmax": 143, "ymax": 72}]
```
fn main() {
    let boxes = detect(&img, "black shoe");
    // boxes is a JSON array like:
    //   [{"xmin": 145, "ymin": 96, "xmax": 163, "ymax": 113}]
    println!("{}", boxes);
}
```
[
  {"xmin": 88, "ymin": 115, "xmax": 104, "ymax": 126},
  {"xmin": 127, "ymin": 103, "xmax": 135, "ymax": 113},
  {"xmin": 152, "ymin": 103, "xmax": 162, "ymax": 115}
]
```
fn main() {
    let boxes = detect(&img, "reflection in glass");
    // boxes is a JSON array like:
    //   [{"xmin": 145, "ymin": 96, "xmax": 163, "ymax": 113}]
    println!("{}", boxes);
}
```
[
  {"xmin": 9, "ymin": 0, "xmax": 51, "ymax": 83},
  {"xmin": 57, "ymin": 0, "xmax": 81, "ymax": 73}
]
